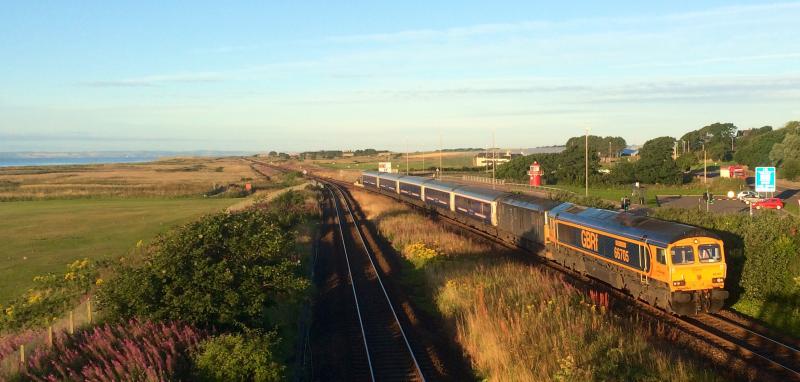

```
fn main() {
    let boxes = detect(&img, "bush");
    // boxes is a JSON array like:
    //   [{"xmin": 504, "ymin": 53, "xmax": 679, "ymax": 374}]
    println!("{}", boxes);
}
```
[
  {"xmin": 783, "ymin": 159, "xmax": 800, "ymax": 181},
  {"xmin": 0, "ymin": 259, "xmax": 99, "ymax": 333},
  {"xmin": 98, "ymin": 194, "xmax": 314, "ymax": 331},
  {"xmin": 551, "ymin": 190, "xmax": 616, "ymax": 210},
  {"xmin": 193, "ymin": 331, "xmax": 284, "ymax": 382}
]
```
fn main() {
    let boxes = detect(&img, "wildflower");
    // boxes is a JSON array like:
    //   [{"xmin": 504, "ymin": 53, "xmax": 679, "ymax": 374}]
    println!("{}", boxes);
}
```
[
  {"xmin": 95, "ymin": 278, "xmax": 104, "ymax": 286},
  {"xmin": 5, "ymin": 306, "xmax": 13, "ymax": 317},
  {"xmin": 27, "ymin": 292, "xmax": 42, "ymax": 305},
  {"xmin": 64, "ymin": 272, "xmax": 76, "ymax": 281},
  {"xmin": 136, "ymin": 240, "xmax": 143, "ymax": 248}
]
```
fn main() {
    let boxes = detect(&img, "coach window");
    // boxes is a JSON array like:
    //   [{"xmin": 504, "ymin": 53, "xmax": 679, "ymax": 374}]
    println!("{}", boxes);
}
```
[
  {"xmin": 671, "ymin": 246, "xmax": 695, "ymax": 265},
  {"xmin": 656, "ymin": 248, "xmax": 666, "ymax": 265}
]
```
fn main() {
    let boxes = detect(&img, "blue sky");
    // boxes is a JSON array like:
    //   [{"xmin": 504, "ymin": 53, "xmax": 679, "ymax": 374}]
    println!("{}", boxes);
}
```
[{"xmin": 1, "ymin": 1, "xmax": 799, "ymax": 152}]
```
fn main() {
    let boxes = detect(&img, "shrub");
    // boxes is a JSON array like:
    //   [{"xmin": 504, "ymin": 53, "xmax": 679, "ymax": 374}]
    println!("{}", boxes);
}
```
[
  {"xmin": 97, "ymin": 208, "xmax": 310, "ymax": 331},
  {"xmin": 551, "ymin": 190, "xmax": 616, "ymax": 210},
  {"xmin": 783, "ymin": 159, "xmax": 800, "ymax": 181},
  {"xmin": 0, "ymin": 259, "xmax": 98, "ymax": 332},
  {"xmin": 192, "ymin": 331, "xmax": 284, "ymax": 382}
]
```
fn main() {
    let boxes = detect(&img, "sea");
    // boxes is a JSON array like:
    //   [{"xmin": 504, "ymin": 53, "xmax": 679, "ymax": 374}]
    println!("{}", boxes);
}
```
[
  {"xmin": 0, "ymin": 156, "xmax": 155, "ymax": 167},
  {"xmin": 0, "ymin": 151, "xmax": 258, "ymax": 168}
]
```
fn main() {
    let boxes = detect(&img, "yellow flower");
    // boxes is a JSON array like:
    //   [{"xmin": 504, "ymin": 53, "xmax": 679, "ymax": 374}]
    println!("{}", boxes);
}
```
[
  {"xmin": 64, "ymin": 272, "xmax": 76, "ymax": 281},
  {"xmin": 95, "ymin": 278, "xmax": 104, "ymax": 286},
  {"xmin": 5, "ymin": 306, "xmax": 13, "ymax": 316},
  {"xmin": 27, "ymin": 293, "xmax": 42, "ymax": 304}
]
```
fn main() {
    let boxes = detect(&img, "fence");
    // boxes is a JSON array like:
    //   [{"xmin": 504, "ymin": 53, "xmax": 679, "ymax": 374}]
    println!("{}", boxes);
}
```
[
  {"xmin": 440, "ymin": 175, "xmax": 576, "ymax": 196},
  {"xmin": 2, "ymin": 296, "xmax": 94, "ymax": 376}
]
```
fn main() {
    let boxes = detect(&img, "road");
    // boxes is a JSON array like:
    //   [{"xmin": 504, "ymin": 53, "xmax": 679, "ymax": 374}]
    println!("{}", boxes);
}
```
[{"xmin": 659, "ymin": 175, "xmax": 799, "ymax": 214}]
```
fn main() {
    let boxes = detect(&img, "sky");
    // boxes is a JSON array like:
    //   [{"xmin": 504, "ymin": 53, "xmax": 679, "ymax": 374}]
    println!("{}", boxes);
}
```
[{"xmin": 1, "ymin": 1, "xmax": 799, "ymax": 152}]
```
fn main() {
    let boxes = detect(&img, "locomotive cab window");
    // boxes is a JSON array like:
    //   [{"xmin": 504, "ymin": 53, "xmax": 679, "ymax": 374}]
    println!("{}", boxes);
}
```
[
  {"xmin": 671, "ymin": 246, "xmax": 695, "ymax": 265},
  {"xmin": 698, "ymin": 244, "xmax": 721, "ymax": 263},
  {"xmin": 655, "ymin": 248, "xmax": 666, "ymax": 265}
]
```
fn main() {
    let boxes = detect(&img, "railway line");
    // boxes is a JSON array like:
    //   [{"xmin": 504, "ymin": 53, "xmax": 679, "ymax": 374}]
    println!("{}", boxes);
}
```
[
  {"xmin": 325, "ymin": 181, "xmax": 426, "ymax": 381},
  {"xmin": 318, "ymin": 173, "xmax": 800, "ymax": 381},
  {"xmin": 248, "ymin": 159, "xmax": 800, "ymax": 381}
]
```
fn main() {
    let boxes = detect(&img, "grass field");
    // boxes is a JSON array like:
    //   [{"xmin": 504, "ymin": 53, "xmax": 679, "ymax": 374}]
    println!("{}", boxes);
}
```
[
  {"xmin": 551, "ymin": 178, "xmax": 748, "ymax": 206},
  {"xmin": 309, "ymin": 151, "xmax": 479, "ymax": 171},
  {"xmin": 0, "ymin": 198, "xmax": 238, "ymax": 302},
  {"xmin": 0, "ymin": 157, "xmax": 259, "ymax": 201}
]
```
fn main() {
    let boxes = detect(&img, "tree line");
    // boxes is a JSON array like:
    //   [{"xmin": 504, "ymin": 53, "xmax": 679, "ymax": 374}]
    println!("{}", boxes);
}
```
[{"xmin": 497, "ymin": 120, "xmax": 800, "ymax": 185}]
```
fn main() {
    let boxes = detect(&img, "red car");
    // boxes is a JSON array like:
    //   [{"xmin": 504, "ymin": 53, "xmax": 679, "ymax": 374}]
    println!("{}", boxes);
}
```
[{"xmin": 752, "ymin": 198, "xmax": 784, "ymax": 210}]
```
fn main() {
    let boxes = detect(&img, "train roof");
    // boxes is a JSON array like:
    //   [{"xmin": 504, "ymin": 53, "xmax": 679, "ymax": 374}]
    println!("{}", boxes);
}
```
[
  {"xmin": 397, "ymin": 175, "xmax": 435, "ymax": 186},
  {"xmin": 362, "ymin": 170, "xmax": 381, "ymax": 177},
  {"xmin": 421, "ymin": 179, "xmax": 462, "ymax": 192},
  {"xmin": 375, "ymin": 173, "xmax": 405, "ymax": 182},
  {"xmin": 549, "ymin": 203, "xmax": 718, "ymax": 247},
  {"xmin": 452, "ymin": 185, "xmax": 508, "ymax": 202},
  {"xmin": 498, "ymin": 193, "xmax": 564, "ymax": 212}
]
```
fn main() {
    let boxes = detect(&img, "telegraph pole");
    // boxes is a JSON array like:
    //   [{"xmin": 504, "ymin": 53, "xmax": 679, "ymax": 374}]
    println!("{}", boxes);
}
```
[
  {"xmin": 703, "ymin": 143, "xmax": 707, "ymax": 184},
  {"xmin": 585, "ymin": 128, "xmax": 589, "ymax": 197}
]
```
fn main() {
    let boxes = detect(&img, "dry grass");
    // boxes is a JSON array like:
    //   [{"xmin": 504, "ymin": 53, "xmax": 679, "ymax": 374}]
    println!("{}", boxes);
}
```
[
  {"xmin": 0, "ymin": 157, "xmax": 260, "ymax": 201},
  {"xmin": 349, "ymin": 189, "xmax": 722, "ymax": 381}
]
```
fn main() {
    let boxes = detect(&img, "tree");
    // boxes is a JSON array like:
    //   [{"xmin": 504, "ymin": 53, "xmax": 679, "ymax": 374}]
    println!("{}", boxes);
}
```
[
  {"xmin": 565, "ymin": 135, "xmax": 626, "ymax": 158},
  {"xmin": 609, "ymin": 159, "xmax": 637, "ymax": 184},
  {"xmin": 268, "ymin": 151, "xmax": 278, "ymax": 157},
  {"xmin": 680, "ymin": 122, "xmax": 737, "ymax": 161},
  {"xmin": 635, "ymin": 137, "xmax": 683, "ymax": 184},
  {"xmin": 734, "ymin": 128, "xmax": 785, "ymax": 168},
  {"xmin": 675, "ymin": 153, "xmax": 697, "ymax": 172},
  {"xmin": 495, "ymin": 153, "xmax": 560, "ymax": 183},
  {"xmin": 555, "ymin": 144, "xmax": 601, "ymax": 185},
  {"xmin": 770, "ymin": 131, "xmax": 800, "ymax": 165}
]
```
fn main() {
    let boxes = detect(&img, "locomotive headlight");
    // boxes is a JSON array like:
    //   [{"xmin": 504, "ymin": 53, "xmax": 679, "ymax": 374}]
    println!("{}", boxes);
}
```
[
  {"xmin": 712, "ymin": 277, "xmax": 725, "ymax": 284},
  {"xmin": 672, "ymin": 280, "xmax": 686, "ymax": 287}
]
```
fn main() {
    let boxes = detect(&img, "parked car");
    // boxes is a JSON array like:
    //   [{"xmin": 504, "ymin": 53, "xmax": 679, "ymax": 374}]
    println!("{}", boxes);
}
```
[
  {"xmin": 736, "ymin": 190, "xmax": 762, "ymax": 204},
  {"xmin": 752, "ymin": 198, "xmax": 784, "ymax": 210}
]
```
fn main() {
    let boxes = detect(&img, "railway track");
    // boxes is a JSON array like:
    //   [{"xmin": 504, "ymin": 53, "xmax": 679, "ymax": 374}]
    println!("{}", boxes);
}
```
[
  {"xmin": 682, "ymin": 312, "xmax": 800, "ymax": 378},
  {"xmin": 248, "ymin": 160, "xmax": 800, "ymax": 381},
  {"xmin": 325, "ymin": 181, "xmax": 426, "ymax": 382},
  {"xmin": 315, "ymin": 175, "xmax": 800, "ymax": 381}
]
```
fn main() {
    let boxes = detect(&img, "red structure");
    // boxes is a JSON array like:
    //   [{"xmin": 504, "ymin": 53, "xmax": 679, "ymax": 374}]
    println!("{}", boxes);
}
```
[{"xmin": 528, "ymin": 161, "xmax": 543, "ymax": 187}]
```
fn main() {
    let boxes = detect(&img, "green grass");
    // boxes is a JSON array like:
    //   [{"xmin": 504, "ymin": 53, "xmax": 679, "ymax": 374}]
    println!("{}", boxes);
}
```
[
  {"xmin": 312, "ymin": 152, "xmax": 478, "ymax": 171},
  {"xmin": 732, "ymin": 297, "xmax": 800, "ymax": 339},
  {"xmin": 0, "ymin": 198, "xmax": 238, "ymax": 303},
  {"xmin": 550, "ymin": 179, "xmax": 748, "ymax": 206}
]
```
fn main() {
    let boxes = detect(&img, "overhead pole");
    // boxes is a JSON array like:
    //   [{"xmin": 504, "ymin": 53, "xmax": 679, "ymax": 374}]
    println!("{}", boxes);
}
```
[
  {"xmin": 492, "ymin": 129, "xmax": 496, "ymax": 189},
  {"xmin": 703, "ymin": 143, "xmax": 707, "ymax": 184},
  {"xmin": 422, "ymin": 146, "xmax": 425, "ymax": 175},
  {"xmin": 439, "ymin": 133, "xmax": 443, "ymax": 179},
  {"xmin": 585, "ymin": 128, "xmax": 589, "ymax": 197},
  {"xmin": 406, "ymin": 139, "xmax": 409, "ymax": 175}
]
